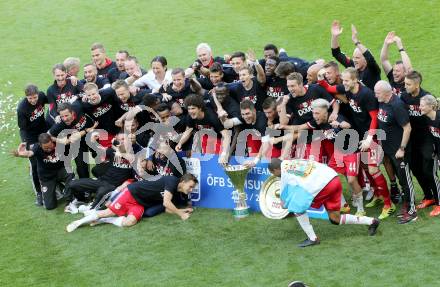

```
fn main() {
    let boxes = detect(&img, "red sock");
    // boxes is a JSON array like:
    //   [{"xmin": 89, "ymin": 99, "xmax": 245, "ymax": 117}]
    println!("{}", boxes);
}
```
[{"xmin": 371, "ymin": 171, "xmax": 391, "ymax": 207}]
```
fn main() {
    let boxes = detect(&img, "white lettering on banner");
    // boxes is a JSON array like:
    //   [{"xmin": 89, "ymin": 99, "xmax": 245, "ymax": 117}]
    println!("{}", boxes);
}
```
[{"xmin": 183, "ymin": 157, "xmax": 201, "ymax": 201}]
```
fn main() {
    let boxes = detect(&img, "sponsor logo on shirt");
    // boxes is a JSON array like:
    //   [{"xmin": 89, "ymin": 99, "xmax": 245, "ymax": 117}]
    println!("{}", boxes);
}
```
[
  {"xmin": 120, "ymin": 102, "xmax": 135, "ymax": 112},
  {"xmin": 30, "ymin": 105, "xmax": 44, "ymax": 122},
  {"xmin": 267, "ymin": 86, "xmax": 284, "ymax": 99},
  {"xmin": 349, "ymin": 99, "xmax": 362, "ymax": 113},
  {"xmin": 56, "ymin": 92, "xmax": 73, "ymax": 105},
  {"xmin": 73, "ymin": 116, "xmax": 87, "ymax": 131},
  {"xmin": 378, "ymin": 109, "xmax": 388, "ymax": 122},
  {"xmin": 243, "ymin": 95, "xmax": 257, "ymax": 104},
  {"xmin": 43, "ymin": 153, "xmax": 60, "ymax": 164},
  {"xmin": 408, "ymin": 104, "xmax": 422, "ymax": 117},
  {"xmin": 430, "ymin": 126, "xmax": 440, "ymax": 138},
  {"xmin": 196, "ymin": 124, "xmax": 211, "ymax": 131},
  {"xmin": 297, "ymin": 100, "xmax": 313, "ymax": 117},
  {"xmin": 93, "ymin": 103, "xmax": 112, "ymax": 118},
  {"xmin": 113, "ymin": 156, "xmax": 131, "ymax": 169},
  {"xmin": 323, "ymin": 129, "xmax": 337, "ymax": 140}
]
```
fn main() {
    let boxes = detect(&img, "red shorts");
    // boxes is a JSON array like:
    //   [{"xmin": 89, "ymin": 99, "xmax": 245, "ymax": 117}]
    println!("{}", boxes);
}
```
[
  {"xmin": 108, "ymin": 188, "xmax": 144, "ymax": 221},
  {"xmin": 295, "ymin": 140, "xmax": 333, "ymax": 163},
  {"xmin": 310, "ymin": 176, "xmax": 342, "ymax": 212},
  {"xmin": 329, "ymin": 152, "xmax": 360, "ymax": 177},
  {"xmin": 201, "ymin": 135, "xmax": 222, "ymax": 154},
  {"xmin": 360, "ymin": 139, "xmax": 383, "ymax": 167}
]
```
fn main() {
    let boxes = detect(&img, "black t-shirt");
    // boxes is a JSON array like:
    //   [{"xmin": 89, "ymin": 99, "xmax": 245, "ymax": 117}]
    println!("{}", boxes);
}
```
[
  {"xmin": 386, "ymin": 70, "xmax": 405, "ymax": 97},
  {"xmin": 99, "ymin": 148, "xmax": 134, "ymax": 187},
  {"xmin": 307, "ymin": 115, "xmax": 346, "ymax": 144},
  {"xmin": 377, "ymin": 95, "xmax": 410, "ymax": 155},
  {"xmin": 49, "ymin": 102, "xmax": 95, "ymax": 136},
  {"xmin": 17, "ymin": 92, "xmax": 48, "ymax": 143},
  {"xmin": 427, "ymin": 111, "xmax": 440, "ymax": 156},
  {"xmin": 222, "ymin": 65, "xmax": 239, "ymax": 83},
  {"xmin": 97, "ymin": 60, "xmax": 117, "ymax": 78},
  {"xmin": 107, "ymin": 67, "xmax": 123, "ymax": 83},
  {"xmin": 79, "ymin": 76, "xmax": 110, "ymax": 90},
  {"xmin": 336, "ymin": 84, "xmax": 378, "ymax": 139},
  {"xmin": 265, "ymin": 75, "xmax": 289, "ymax": 101},
  {"xmin": 331, "ymin": 47, "xmax": 381, "ymax": 90},
  {"xmin": 31, "ymin": 144, "xmax": 65, "ymax": 180},
  {"xmin": 400, "ymin": 88, "xmax": 430, "ymax": 138},
  {"xmin": 205, "ymin": 93, "xmax": 241, "ymax": 119},
  {"xmin": 287, "ymin": 84, "xmax": 334, "ymax": 125},
  {"xmin": 239, "ymin": 111, "xmax": 268, "ymax": 135},
  {"xmin": 186, "ymin": 108, "xmax": 225, "ymax": 136},
  {"xmin": 46, "ymin": 79, "xmax": 83, "ymax": 120},
  {"xmin": 159, "ymin": 79, "xmax": 192, "ymax": 108},
  {"xmin": 128, "ymin": 175, "xmax": 179, "ymax": 207},
  {"xmin": 82, "ymin": 91, "xmax": 118, "ymax": 135},
  {"xmin": 150, "ymin": 154, "xmax": 186, "ymax": 177},
  {"xmin": 228, "ymin": 78, "xmax": 267, "ymax": 111}
]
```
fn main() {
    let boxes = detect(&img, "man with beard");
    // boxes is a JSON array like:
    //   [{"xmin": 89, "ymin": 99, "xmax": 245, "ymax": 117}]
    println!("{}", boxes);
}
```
[
  {"xmin": 380, "ymin": 31, "xmax": 412, "ymax": 96},
  {"xmin": 80, "ymin": 63, "xmax": 110, "ymax": 90}
]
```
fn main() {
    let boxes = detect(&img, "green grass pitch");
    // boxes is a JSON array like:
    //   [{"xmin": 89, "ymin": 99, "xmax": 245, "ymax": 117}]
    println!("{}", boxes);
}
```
[{"xmin": 1, "ymin": 1, "xmax": 440, "ymax": 286}]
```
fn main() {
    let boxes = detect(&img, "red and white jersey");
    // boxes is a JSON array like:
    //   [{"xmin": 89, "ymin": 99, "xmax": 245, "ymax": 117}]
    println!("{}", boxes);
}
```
[{"xmin": 280, "ymin": 159, "xmax": 337, "ymax": 198}]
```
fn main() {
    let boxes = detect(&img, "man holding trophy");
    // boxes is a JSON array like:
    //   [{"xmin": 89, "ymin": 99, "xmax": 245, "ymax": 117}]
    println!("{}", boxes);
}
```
[{"xmin": 269, "ymin": 158, "xmax": 380, "ymax": 247}]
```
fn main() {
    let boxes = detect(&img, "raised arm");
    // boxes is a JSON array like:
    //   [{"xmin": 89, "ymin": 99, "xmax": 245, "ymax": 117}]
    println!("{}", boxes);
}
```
[
  {"xmin": 380, "ymin": 31, "xmax": 395, "ymax": 75},
  {"xmin": 12, "ymin": 142, "xmax": 34, "ymax": 158},
  {"xmin": 394, "ymin": 35, "xmax": 413, "ymax": 72}
]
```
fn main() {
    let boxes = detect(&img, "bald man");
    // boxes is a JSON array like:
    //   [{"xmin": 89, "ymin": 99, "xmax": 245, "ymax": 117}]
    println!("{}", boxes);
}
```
[
  {"xmin": 306, "ymin": 63, "xmax": 324, "ymax": 85},
  {"xmin": 330, "ymin": 20, "xmax": 380, "ymax": 90},
  {"xmin": 375, "ymin": 80, "xmax": 415, "ymax": 224}
]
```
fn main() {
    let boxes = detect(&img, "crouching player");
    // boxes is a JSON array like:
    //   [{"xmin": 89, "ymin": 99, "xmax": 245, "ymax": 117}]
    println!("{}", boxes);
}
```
[
  {"xmin": 269, "ymin": 158, "xmax": 380, "ymax": 247},
  {"xmin": 66, "ymin": 174, "xmax": 198, "ymax": 232}
]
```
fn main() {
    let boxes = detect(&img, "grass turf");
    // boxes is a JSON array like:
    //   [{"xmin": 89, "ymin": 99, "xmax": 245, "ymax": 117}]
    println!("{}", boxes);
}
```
[{"xmin": 1, "ymin": 0, "xmax": 440, "ymax": 286}]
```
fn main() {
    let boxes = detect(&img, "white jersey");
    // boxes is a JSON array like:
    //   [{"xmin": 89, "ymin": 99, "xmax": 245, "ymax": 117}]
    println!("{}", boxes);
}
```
[{"xmin": 280, "ymin": 159, "xmax": 337, "ymax": 199}]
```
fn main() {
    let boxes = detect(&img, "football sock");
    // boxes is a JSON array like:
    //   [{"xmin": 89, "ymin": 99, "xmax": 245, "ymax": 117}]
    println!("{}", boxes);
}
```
[
  {"xmin": 98, "ymin": 216, "xmax": 124, "ymax": 227},
  {"xmin": 340, "ymin": 214, "xmax": 374, "ymax": 225},
  {"xmin": 296, "ymin": 213, "xmax": 317, "ymax": 241}
]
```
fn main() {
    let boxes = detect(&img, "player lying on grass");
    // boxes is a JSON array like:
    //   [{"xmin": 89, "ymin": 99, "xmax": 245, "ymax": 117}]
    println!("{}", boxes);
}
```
[
  {"xmin": 269, "ymin": 158, "xmax": 380, "ymax": 247},
  {"xmin": 66, "ymin": 173, "xmax": 198, "ymax": 232}
]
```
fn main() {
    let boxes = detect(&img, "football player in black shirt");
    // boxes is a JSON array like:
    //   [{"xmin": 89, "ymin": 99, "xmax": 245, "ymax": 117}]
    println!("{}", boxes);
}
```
[
  {"xmin": 375, "ymin": 81, "xmax": 414, "ymax": 222},
  {"xmin": 13, "ymin": 133, "xmax": 74, "ymax": 210},
  {"xmin": 107, "ymin": 50, "xmax": 129, "ymax": 83},
  {"xmin": 46, "ymin": 63, "xmax": 83, "ymax": 127},
  {"xmin": 380, "ymin": 31, "xmax": 412, "ymax": 96},
  {"xmin": 91, "ymin": 43, "xmax": 116, "ymax": 78},
  {"xmin": 400, "ymin": 71, "xmax": 438, "ymax": 212},
  {"xmin": 228, "ymin": 65, "xmax": 266, "ymax": 111},
  {"xmin": 48, "ymin": 102, "xmax": 97, "ymax": 178},
  {"xmin": 175, "ymin": 94, "xmax": 231, "ymax": 164},
  {"xmin": 65, "ymin": 174, "xmax": 197, "ymax": 232},
  {"xmin": 17, "ymin": 84, "xmax": 48, "ymax": 205},
  {"xmin": 420, "ymin": 94, "xmax": 440, "ymax": 217},
  {"xmin": 80, "ymin": 63, "xmax": 110, "ymax": 90},
  {"xmin": 330, "ymin": 20, "xmax": 380, "ymax": 90}
]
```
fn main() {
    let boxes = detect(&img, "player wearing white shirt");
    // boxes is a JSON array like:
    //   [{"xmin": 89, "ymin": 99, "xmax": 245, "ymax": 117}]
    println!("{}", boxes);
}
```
[{"xmin": 269, "ymin": 158, "xmax": 380, "ymax": 247}]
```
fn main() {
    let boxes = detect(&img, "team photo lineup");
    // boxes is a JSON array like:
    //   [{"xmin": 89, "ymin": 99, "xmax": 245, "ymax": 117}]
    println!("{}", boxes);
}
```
[{"xmin": 13, "ymin": 19, "xmax": 440, "ymax": 247}]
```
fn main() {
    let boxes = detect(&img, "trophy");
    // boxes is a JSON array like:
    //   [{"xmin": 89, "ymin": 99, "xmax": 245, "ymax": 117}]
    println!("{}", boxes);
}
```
[
  {"xmin": 259, "ymin": 175, "xmax": 289, "ymax": 219},
  {"xmin": 224, "ymin": 165, "xmax": 251, "ymax": 219}
]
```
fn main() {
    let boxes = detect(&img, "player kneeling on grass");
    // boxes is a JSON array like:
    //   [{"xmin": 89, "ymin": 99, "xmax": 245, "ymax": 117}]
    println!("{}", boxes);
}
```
[
  {"xmin": 66, "ymin": 173, "xmax": 198, "ymax": 232},
  {"xmin": 269, "ymin": 158, "xmax": 380, "ymax": 247}
]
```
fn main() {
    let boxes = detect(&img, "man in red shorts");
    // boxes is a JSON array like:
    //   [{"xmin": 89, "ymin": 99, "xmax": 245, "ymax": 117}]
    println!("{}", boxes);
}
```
[
  {"xmin": 269, "ymin": 158, "xmax": 380, "ymax": 247},
  {"xmin": 66, "ymin": 174, "xmax": 198, "ymax": 232}
]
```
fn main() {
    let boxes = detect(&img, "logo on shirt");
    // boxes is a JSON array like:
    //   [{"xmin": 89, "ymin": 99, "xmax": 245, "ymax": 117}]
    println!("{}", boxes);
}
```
[
  {"xmin": 120, "ymin": 102, "xmax": 135, "ymax": 112},
  {"xmin": 378, "ymin": 109, "xmax": 388, "ymax": 122},
  {"xmin": 243, "ymin": 95, "xmax": 257, "ymax": 104},
  {"xmin": 349, "ymin": 99, "xmax": 362, "ymax": 113},
  {"xmin": 196, "ymin": 124, "xmax": 211, "ymax": 131},
  {"xmin": 30, "ymin": 105, "xmax": 44, "ymax": 122},
  {"xmin": 297, "ymin": 100, "xmax": 313, "ymax": 117},
  {"xmin": 408, "ymin": 104, "xmax": 422, "ymax": 117},
  {"xmin": 113, "ymin": 156, "xmax": 131, "ymax": 169},
  {"xmin": 73, "ymin": 116, "xmax": 87, "ymax": 131},
  {"xmin": 43, "ymin": 153, "xmax": 60, "ymax": 163},
  {"xmin": 430, "ymin": 126, "xmax": 440, "ymax": 139},
  {"xmin": 56, "ymin": 92, "xmax": 73, "ymax": 105},
  {"xmin": 93, "ymin": 103, "xmax": 112, "ymax": 118},
  {"xmin": 267, "ymin": 86, "xmax": 284, "ymax": 99}
]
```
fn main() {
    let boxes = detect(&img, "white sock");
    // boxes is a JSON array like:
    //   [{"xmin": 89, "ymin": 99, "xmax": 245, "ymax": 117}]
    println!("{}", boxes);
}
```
[
  {"xmin": 98, "ymin": 216, "xmax": 124, "ymax": 227},
  {"xmin": 296, "ymin": 213, "xmax": 317, "ymax": 240},
  {"xmin": 341, "ymin": 194, "xmax": 347, "ymax": 206},
  {"xmin": 340, "ymin": 214, "xmax": 374, "ymax": 225},
  {"xmin": 76, "ymin": 211, "xmax": 99, "ymax": 226},
  {"xmin": 354, "ymin": 193, "xmax": 364, "ymax": 212}
]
